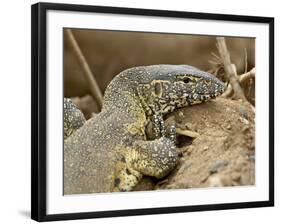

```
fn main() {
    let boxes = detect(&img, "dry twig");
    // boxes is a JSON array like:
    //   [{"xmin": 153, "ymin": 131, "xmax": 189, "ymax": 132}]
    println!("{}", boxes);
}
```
[
  {"xmin": 66, "ymin": 29, "xmax": 103, "ymax": 111},
  {"xmin": 216, "ymin": 37, "xmax": 246, "ymax": 100},
  {"xmin": 221, "ymin": 84, "xmax": 233, "ymax": 98},
  {"xmin": 239, "ymin": 67, "xmax": 255, "ymax": 84},
  {"xmin": 221, "ymin": 67, "xmax": 255, "ymax": 99},
  {"xmin": 244, "ymin": 48, "xmax": 248, "ymax": 74},
  {"xmin": 176, "ymin": 128, "xmax": 200, "ymax": 138}
]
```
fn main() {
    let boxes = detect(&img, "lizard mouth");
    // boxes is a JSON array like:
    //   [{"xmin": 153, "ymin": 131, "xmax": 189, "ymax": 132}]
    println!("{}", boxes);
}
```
[
  {"xmin": 199, "ymin": 94, "xmax": 213, "ymax": 101},
  {"xmin": 185, "ymin": 94, "xmax": 211, "ymax": 105},
  {"xmin": 184, "ymin": 88, "xmax": 224, "ymax": 105},
  {"xmin": 209, "ymin": 84, "xmax": 226, "ymax": 99},
  {"xmin": 210, "ymin": 91, "xmax": 222, "ymax": 99}
]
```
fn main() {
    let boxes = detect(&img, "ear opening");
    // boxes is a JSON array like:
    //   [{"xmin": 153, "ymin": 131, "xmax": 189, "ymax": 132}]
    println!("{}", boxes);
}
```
[{"xmin": 153, "ymin": 80, "xmax": 163, "ymax": 97}]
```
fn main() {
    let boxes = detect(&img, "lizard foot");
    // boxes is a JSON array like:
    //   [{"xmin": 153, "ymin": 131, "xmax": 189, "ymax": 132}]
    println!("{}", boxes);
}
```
[
  {"xmin": 113, "ymin": 157, "xmax": 143, "ymax": 192},
  {"xmin": 114, "ymin": 168, "xmax": 142, "ymax": 192}
]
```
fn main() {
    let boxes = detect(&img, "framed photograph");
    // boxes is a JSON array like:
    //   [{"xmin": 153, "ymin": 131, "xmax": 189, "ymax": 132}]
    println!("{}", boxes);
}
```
[{"xmin": 31, "ymin": 2, "xmax": 274, "ymax": 222}]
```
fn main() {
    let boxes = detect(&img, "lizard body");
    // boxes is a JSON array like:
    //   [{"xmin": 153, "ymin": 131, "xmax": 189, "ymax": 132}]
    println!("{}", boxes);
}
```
[{"xmin": 64, "ymin": 64, "xmax": 225, "ymax": 194}]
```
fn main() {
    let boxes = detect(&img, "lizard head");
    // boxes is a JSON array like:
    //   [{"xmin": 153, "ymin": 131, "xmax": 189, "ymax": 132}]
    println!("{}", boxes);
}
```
[{"xmin": 137, "ymin": 64, "xmax": 225, "ymax": 115}]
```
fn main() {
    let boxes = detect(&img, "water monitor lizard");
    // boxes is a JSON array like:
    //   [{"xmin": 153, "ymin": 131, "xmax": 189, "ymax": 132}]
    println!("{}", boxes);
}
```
[{"xmin": 64, "ymin": 64, "xmax": 225, "ymax": 194}]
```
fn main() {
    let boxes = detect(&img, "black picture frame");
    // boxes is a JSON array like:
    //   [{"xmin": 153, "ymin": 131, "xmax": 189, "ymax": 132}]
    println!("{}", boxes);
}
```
[{"xmin": 31, "ymin": 2, "xmax": 274, "ymax": 222}]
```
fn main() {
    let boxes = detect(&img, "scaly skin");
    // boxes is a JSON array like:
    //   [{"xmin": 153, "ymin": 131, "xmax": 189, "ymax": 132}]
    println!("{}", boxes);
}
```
[
  {"xmin": 63, "ymin": 98, "xmax": 86, "ymax": 139},
  {"xmin": 64, "ymin": 64, "xmax": 225, "ymax": 194}
]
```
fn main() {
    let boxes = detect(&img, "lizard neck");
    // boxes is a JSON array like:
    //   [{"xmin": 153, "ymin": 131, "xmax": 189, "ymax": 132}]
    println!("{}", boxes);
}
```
[
  {"xmin": 136, "ymin": 85, "xmax": 156, "ymax": 117},
  {"xmin": 103, "ymin": 86, "xmax": 147, "ymax": 121}
]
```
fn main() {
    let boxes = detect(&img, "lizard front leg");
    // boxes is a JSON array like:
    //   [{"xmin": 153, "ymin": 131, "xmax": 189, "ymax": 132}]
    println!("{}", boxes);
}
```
[
  {"xmin": 148, "ymin": 113, "xmax": 177, "ymax": 144},
  {"xmin": 151, "ymin": 113, "xmax": 166, "ymax": 138},
  {"xmin": 126, "ymin": 137, "xmax": 178, "ymax": 179},
  {"xmin": 114, "ymin": 119, "xmax": 178, "ymax": 191},
  {"xmin": 147, "ymin": 113, "xmax": 176, "ymax": 144}
]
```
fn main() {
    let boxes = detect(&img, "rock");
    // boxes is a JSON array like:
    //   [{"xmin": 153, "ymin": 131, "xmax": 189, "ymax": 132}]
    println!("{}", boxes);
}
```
[
  {"xmin": 231, "ymin": 172, "xmax": 241, "ymax": 182},
  {"xmin": 209, "ymin": 160, "xmax": 228, "ymax": 174},
  {"xmin": 207, "ymin": 175, "xmax": 224, "ymax": 187}
]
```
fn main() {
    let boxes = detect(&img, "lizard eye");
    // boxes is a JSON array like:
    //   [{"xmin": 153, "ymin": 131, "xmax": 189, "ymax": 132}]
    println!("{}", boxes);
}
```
[{"xmin": 182, "ymin": 77, "xmax": 192, "ymax": 84}]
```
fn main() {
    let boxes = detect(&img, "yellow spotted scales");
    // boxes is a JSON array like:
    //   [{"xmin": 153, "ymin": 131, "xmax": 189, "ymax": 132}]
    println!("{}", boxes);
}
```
[{"xmin": 64, "ymin": 65, "xmax": 225, "ymax": 194}]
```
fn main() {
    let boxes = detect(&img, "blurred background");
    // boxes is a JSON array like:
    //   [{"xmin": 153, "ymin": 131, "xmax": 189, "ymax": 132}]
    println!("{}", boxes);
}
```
[{"xmin": 63, "ymin": 29, "xmax": 255, "ymax": 115}]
